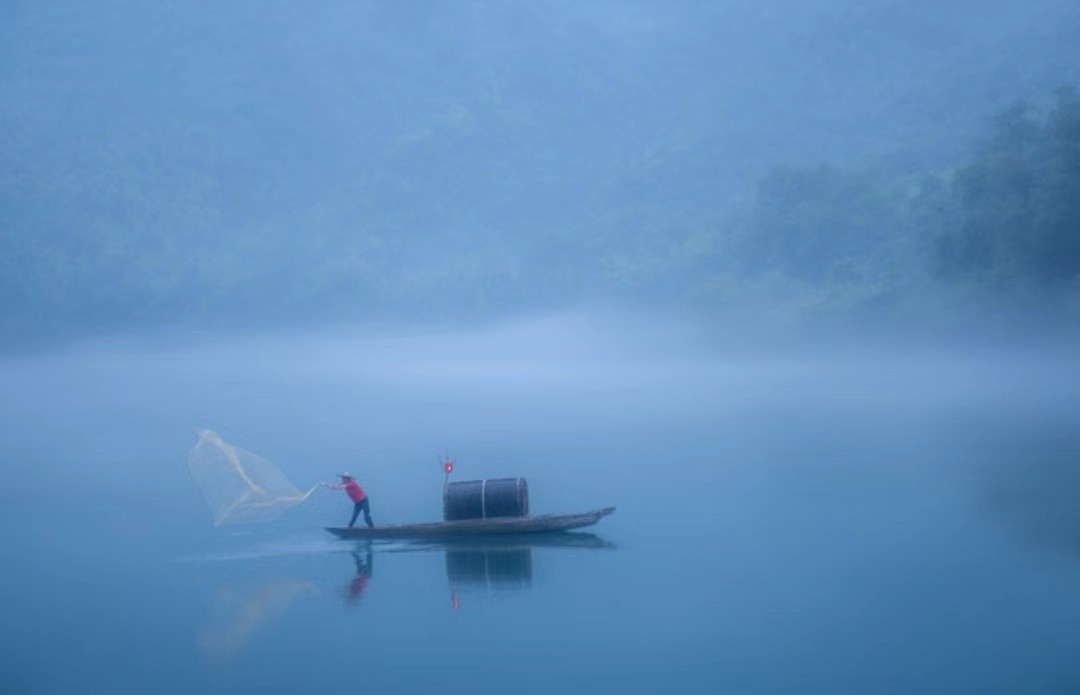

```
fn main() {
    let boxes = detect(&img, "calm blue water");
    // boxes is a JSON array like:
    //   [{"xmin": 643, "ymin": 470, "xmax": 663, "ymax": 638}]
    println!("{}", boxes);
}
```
[{"xmin": 1, "ymin": 319, "xmax": 1078, "ymax": 694}]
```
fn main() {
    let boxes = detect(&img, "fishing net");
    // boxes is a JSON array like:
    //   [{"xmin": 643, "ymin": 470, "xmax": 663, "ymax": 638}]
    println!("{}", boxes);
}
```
[{"xmin": 187, "ymin": 429, "xmax": 316, "ymax": 526}]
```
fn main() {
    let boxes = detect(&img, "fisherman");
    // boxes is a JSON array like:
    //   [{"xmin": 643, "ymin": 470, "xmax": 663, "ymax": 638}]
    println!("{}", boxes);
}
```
[{"xmin": 321, "ymin": 472, "xmax": 374, "ymax": 528}]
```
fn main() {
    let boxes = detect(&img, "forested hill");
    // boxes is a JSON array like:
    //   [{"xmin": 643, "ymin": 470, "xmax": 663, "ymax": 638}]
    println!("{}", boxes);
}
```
[{"xmin": 1, "ymin": 1, "xmax": 1078, "ymax": 346}]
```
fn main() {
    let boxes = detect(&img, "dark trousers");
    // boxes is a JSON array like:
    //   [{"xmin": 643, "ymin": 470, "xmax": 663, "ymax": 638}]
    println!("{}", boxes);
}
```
[{"xmin": 349, "ymin": 498, "xmax": 374, "ymax": 528}]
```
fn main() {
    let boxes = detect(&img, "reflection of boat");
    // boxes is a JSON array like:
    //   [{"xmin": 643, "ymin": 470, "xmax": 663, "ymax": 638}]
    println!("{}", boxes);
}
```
[
  {"xmin": 399, "ymin": 531, "xmax": 617, "ymax": 552},
  {"xmin": 325, "ymin": 506, "xmax": 615, "ymax": 539},
  {"xmin": 438, "ymin": 532, "xmax": 618, "ymax": 598},
  {"xmin": 446, "ymin": 546, "xmax": 532, "ymax": 589}
]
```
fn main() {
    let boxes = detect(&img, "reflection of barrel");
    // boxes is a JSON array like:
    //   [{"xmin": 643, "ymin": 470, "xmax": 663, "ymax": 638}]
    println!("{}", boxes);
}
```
[
  {"xmin": 443, "ymin": 478, "xmax": 529, "ymax": 521},
  {"xmin": 446, "ymin": 548, "xmax": 532, "ymax": 589}
]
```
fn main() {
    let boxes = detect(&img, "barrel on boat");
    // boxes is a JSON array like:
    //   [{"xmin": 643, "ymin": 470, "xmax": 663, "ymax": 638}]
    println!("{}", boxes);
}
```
[{"xmin": 443, "ymin": 478, "xmax": 529, "ymax": 521}]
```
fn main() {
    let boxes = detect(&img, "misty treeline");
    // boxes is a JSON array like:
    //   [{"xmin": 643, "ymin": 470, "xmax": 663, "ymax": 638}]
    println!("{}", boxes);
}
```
[
  {"xmin": 731, "ymin": 88, "xmax": 1080, "ymax": 302},
  {"xmin": 2, "ymin": 2, "xmax": 1078, "ymax": 346},
  {"xmin": 4, "ymin": 88, "xmax": 1078, "ymax": 345}
]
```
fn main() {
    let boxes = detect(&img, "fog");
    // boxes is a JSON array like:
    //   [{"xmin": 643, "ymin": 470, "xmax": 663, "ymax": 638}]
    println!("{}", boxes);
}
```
[
  {"xmin": 3, "ymin": 0, "xmax": 1079, "ymax": 343},
  {"xmin": 2, "ymin": 312, "xmax": 1079, "ymax": 691},
  {"xmin": 2, "ymin": 309, "xmax": 1076, "ymax": 557},
  {"xmin": 2, "ymin": 2, "xmax": 1080, "ymax": 692}
]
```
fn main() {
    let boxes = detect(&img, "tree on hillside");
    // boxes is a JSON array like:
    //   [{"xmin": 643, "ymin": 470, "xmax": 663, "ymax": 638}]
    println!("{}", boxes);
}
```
[
  {"xmin": 734, "ymin": 163, "xmax": 913, "ymax": 290},
  {"xmin": 937, "ymin": 88, "xmax": 1080, "ymax": 287}
]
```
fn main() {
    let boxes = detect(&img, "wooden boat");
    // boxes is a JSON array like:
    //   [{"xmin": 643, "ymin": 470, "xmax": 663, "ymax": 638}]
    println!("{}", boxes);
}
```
[{"xmin": 325, "ymin": 506, "xmax": 615, "ymax": 540}]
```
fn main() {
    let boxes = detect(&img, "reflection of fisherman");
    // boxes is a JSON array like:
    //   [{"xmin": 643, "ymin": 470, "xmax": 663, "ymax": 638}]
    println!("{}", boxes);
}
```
[
  {"xmin": 321, "ymin": 472, "xmax": 374, "ymax": 528},
  {"xmin": 347, "ymin": 545, "xmax": 373, "ymax": 605}
]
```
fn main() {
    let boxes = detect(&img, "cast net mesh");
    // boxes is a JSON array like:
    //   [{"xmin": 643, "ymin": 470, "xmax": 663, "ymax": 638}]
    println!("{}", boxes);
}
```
[{"xmin": 187, "ymin": 429, "xmax": 316, "ymax": 526}]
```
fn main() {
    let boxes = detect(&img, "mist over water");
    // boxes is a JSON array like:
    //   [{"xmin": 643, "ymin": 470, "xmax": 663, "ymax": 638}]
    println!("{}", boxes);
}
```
[{"xmin": 1, "ymin": 313, "xmax": 1078, "ymax": 693}]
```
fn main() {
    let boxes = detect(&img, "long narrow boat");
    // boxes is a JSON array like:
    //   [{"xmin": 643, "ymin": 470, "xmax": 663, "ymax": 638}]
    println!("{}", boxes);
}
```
[{"xmin": 325, "ymin": 506, "xmax": 615, "ymax": 540}]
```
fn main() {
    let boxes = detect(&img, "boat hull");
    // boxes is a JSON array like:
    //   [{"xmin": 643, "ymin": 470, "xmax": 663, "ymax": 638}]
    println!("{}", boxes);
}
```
[{"xmin": 325, "ymin": 506, "xmax": 615, "ymax": 540}]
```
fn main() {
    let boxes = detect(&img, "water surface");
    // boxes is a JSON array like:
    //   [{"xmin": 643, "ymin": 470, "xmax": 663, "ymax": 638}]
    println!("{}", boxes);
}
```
[{"xmin": 1, "ymin": 316, "xmax": 1077, "ymax": 693}]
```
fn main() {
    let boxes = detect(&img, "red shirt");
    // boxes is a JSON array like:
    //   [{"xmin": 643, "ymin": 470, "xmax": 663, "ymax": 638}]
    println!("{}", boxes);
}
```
[{"xmin": 344, "ymin": 480, "xmax": 367, "ymax": 503}]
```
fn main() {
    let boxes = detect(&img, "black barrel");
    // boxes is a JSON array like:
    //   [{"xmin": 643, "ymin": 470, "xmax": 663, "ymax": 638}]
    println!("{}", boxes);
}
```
[{"xmin": 443, "ymin": 478, "xmax": 529, "ymax": 521}]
